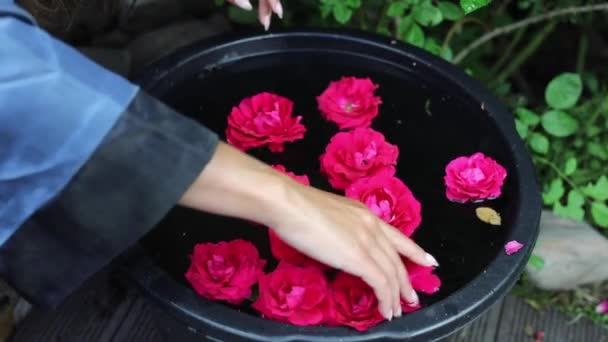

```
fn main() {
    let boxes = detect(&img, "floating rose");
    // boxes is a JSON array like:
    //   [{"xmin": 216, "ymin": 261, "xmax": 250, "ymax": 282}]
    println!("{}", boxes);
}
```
[
  {"xmin": 271, "ymin": 164, "xmax": 310, "ymax": 186},
  {"xmin": 185, "ymin": 239, "xmax": 266, "ymax": 304},
  {"xmin": 252, "ymin": 263, "xmax": 330, "ymax": 326},
  {"xmin": 346, "ymin": 169, "xmax": 421, "ymax": 237},
  {"xmin": 320, "ymin": 127, "xmax": 399, "ymax": 190},
  {"xmin": 268, "ymin": 165, "xmax": 327, "ymax": 269},
  {"xmin": 504, "ymin": 240, "xmax": 524, "ymax": 255},
  {"xmin": 226, "ymin": 92, "xmax": 306, "ymax": 152},
  {"xmin": 327, "ymin": 272, "xmax": 385, "ymax": 331},
  {"xmin": 596, "ymin": 300, "xmax": 608, "ymax": 314},
  {"xmin": 406, "ymin": 260, "xmax": 441, "ymax": 294},
  {"xmin": 317, "ymin": 76, "xmax": 382, "ymax": 129},
  {"xmin": 444, "ymin": 152, "xmax": 507, "ymax": 203}
]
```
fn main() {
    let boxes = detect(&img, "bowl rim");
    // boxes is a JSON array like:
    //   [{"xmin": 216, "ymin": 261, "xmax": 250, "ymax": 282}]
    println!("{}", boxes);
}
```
[{"xmin": 121, "ymin": 28, "xmax": 542, "ymax": 341}]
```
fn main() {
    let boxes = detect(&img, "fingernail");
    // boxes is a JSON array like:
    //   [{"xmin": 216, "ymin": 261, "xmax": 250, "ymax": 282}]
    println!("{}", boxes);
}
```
[
  {"xmin": 384, "ymin": 309, "xmax": 393, "ymax": 321},
  {"xmin": 395, "ymin": 306, "xmax": 402, "ymax": 317},
  {"xmin": 234, "ymin": 0, "xmax": 253, "ymax": 10},
  {"xmin": 274, "ymin": 2, "xmax": 283, "ymax": 19},
  {"xmin": 408, "ymin": 290, "xmax": 419, "ymax": 306},
  {"xmin": 261, "ymin": 14, "xmax": 271, "ymax": 31},
  {"xmin": 425, "ymin": 253, "xmax": 439, "ymax": 267}
]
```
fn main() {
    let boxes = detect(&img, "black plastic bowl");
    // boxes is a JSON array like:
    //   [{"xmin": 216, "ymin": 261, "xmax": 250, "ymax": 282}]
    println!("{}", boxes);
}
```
[{"xmin": 121, "ymin": 30, "xmax": 541, "ymax": 341}]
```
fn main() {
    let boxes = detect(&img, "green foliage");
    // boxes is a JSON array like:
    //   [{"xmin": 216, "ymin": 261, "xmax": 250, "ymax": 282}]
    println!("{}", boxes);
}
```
[
  {"xmin": 460, "ymin": 0, "xmax": 491, "ymax": 14},
  {"xmin": 518, "ymin": 73, "xmax": 608, "ymax": 231}
]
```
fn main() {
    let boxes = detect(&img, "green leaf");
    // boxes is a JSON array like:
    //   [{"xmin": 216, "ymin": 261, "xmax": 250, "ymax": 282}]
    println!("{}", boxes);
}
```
[
  {"xmin": 545, "ymin": 73, "xmax": 583, "ymax": 110},
  {"xmin": 528, "ymin": 254, "xmax": 545, "ymax": 270},
  {"xmin": 333, "ymin": 5, "xmax": 354, "ymax": 24},
  {"xmin": 460, "ymin": 0, "xmax": 491, "ymax": 14},
  {"xmin": 516, "ymin": 108, "xmax": 540, "ymax": 126},
  {"xmin": 403, "ymin": 22, "xmax": 425, "ymax": 47},
  {"xmin": 586, "ymin": 125, "xmax": 601, "ymax": 138},
  {"xmin": 413, "ymin": 3, "xmax": 443, "ymax": 26},
  {"xmin": 438, "ymin": 1, "xmax": 464, "ymax": 20},
  {"xmin": 553, "ymin": 190, "xmax": 585, "ymax": 221},
  {"xmin": 591, "ymin": 202, "xmax": 608, "ymax": 228},
  {"xmin": 568, "ymin": 190, "xmax": 585, "ymax": 207},
  {"xmin": 587, "ymin": 142, "xmax": 608, "ymax": 160},
  {"xmin": 542, "ymin": 178, "xmax": 565, "ymax": 205},
  {"xmin": 583, "ymin": 176, "xmax": 608, "ymax": 201},
  {"xmin": 424, "ymin": 38, "xmax": 442, "ymax": 55},
  {"xmin": 515, "ymin": 119, "xmax": 528, "ymax": 138},
  {"xmin": 387, "ymin": 1, "xmax": 409, "ymax": 17},
  {"xmin": 440, "ymin": 46, "xmax": 454, "ymax": 61},
  {"xmin": 564, "ymin": 157, "xmax": 577, "ymax": 176},
  {"xmin": 529, "ymin": 133, "xmax": 549, "ymax": 154},
  {"xmin": 541, "ymin": 110, "xmax": 579, "ymax": 137}
]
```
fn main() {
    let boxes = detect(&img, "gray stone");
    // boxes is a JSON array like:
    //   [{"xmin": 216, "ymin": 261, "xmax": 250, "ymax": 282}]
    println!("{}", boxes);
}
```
[
  {"xmin": 78, "ymin": 47, "xmax": 132, "ymax": 78},
  {"xmin": 128, "ymin": 16, "xmax": 231, "ymax": 76},
  {"xmin": 525, "ymin": 211, "xmax": 608, "ymax": 290},
  {"xmin": 118, "ymin": 0, "xmax": 185, "ymax": 34}
]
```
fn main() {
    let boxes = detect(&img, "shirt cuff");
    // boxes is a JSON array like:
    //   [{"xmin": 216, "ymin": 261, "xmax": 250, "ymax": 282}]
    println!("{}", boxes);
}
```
[{"xmin": 0, "ymin": 90, "xmax": 219, "ymax": 307}]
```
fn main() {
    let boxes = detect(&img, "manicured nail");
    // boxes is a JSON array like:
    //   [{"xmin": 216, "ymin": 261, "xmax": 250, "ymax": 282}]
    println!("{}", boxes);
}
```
[
  {"xmin": 273, "ymin": 2, "xmax": 283, "ymax": 19},
  {"xmin": 234, "ymin": 0, "xmax": 253, "ymax": 10},
  {"xmin": 425, "ymin": 253, "xmax": 439, "ymax": 267},
  {"xmin": 407, "ymin": 290, "xmax": 419, "ymax": 306},
  {"xmin": 383, "ymin": 308, "xmax": 393, "ymax": 321},
  {"xmin": 395, "ymin": 306, "xmax": 402, "ymax": 317},
  {"xmin": 261, "ymin": 14, "xmax": 271, "ymax": 31}
]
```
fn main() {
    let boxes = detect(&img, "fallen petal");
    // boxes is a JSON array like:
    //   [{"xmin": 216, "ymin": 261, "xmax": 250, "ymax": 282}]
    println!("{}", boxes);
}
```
[
  {"xmin": 504, "ymin": 240, "xmax": 524, "ymax": 255},
  {"xmin": 596, "ymin": 300, "xmax": 608, "ymax": 314},
  {"xmin": 475, "ymin": 207, "xmax": 502, "ymax": 225}
]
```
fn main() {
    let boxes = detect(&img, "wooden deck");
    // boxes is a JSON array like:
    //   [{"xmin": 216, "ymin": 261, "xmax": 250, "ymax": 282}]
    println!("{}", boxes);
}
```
[{"xmin": 10, "ymin": 269, "xmax": 607, "ymax": 342}]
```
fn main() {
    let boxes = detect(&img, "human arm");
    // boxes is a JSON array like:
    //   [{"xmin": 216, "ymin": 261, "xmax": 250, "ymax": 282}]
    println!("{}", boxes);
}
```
[{"xmin": 179, "ymin": 143, "xmax": 439, "ymax": 320}]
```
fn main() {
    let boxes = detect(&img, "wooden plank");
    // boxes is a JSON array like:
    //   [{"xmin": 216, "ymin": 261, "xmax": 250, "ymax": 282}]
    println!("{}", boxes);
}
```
[
  {"xmin": 496, "ymin": 295, "xmax": 608, "ymax": 342},
  {"xmin": 445, "ymin": 298, "xmax": 504, "ymax": 342},
  {"xmin": 109, "ymin": 296, "xmax": 163, "ymax": 342},
  {"xmin": 11, "ymin": 270, "xmax": 136, "ymax": 342}
]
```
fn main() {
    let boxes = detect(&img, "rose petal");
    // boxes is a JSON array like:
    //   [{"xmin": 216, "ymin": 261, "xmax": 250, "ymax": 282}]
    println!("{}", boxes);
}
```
[
  {"xmin": 596, "ymin": 300, "xmax": 608, "ymax": 314},
  {"xmin": 504, "ymin": 240, "xmax": 524, "ymax": 255}
]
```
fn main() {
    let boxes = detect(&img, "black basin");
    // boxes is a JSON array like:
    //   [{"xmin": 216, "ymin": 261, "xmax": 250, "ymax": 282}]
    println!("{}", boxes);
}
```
[{"xmin": 121, "ymin": 30, "xmax": 541, "ymax": 341}]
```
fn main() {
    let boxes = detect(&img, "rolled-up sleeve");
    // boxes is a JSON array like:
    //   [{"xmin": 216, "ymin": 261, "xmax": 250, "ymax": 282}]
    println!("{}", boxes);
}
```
[{"xmin": 0, "ymin": 3, "xmax": 220, "ymax": 307}]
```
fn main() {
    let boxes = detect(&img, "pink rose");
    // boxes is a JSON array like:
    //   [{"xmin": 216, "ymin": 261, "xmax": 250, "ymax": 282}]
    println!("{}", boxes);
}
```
[
  {"xmin": 271, "ymin": 164, "xmax": 310, "ymax": 186},
  {"xmin": 226, "ymin": 92, "xmax": 306, "ymax": 152},
  {"xmin": 596, "ymin": 300, "xmax": 608, "ymax": 314},
  {"xmin": 327, "ymin": 272, "xmax": 384, "ymax": 331},
  {"xmin": 185, "ymin": 239, "xmax": 266, "ymax": 305},
  {"xmin": 346, "ymin": 170, "xmax": 422, "ymax": 237},
  {"xmin": 320, "ymin": 127, "xmax": 399, "ymax": 190},
  {"xmin": 317, "ymin": 77, "xmax": 382, "ymax": 129},
  {"xmin": 444, "ymin": 152, "xmax": 507, "ymax": 203},
  {"xmin": 252, "ymin": 263, "xmax": 330, "ymax": 326},
  {"xmin": 405, "ymin": 260, "xmax": 441, "ymax": 294}
]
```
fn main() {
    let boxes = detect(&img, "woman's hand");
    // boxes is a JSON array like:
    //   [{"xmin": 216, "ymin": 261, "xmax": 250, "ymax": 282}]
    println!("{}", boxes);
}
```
[
  {"xmin": 179, "ymin": 142, "xmax": 438, "ymax": 320},
  {"xmin": 227, "ymin": 0, "xmax": 283, "ymax": 31}
]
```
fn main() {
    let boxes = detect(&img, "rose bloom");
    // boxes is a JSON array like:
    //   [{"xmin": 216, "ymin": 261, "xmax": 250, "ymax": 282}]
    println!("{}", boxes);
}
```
[
  {"xmin": 185, "ymin": 239, "xmax": 266, "ymax": 305},
  {"xmin": 327, "ymin": 272, "xmax": 384, "ymax": 331},
  {"xmin": 320, "ymin": 127, "xmax": 399, "ymax": 190},
  {"xmin": 444, "ymin": 152, "xmax": 507, "ymax": 203},
  {"xmin": 252, "ymin": 263, "xmax": 330, "ymax": 326},
  {"xmin": 268, "ymin": 165, "xmax": 327, "ymax": 269},
  {"xmin": 595, "ymin": 300, "xmax": 608, "ymax": 314},
  {"xmin": 226, "ymin": 92, "xmax": 306, "ymax": 152},
  {"xmin": 405, "ymin": 260, "xmax": 441, "ymax": 294},
  {"xmin": 346, "ymin": 170, "xmax": 422, "ymax": 237},
  {"xmin": 317, "ymin": 76, "xmax": 382, "ymax": 129}
]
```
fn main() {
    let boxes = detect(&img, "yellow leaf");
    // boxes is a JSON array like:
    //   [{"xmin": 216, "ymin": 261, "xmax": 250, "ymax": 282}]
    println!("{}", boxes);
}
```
[{"xmin": 476, "ymin": 207, "xmax": 502, "ymax": 226}]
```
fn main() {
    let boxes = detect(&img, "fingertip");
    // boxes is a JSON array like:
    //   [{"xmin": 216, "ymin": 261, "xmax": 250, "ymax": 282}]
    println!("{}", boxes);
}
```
[{"xmin": 425, "ymin": 253, "xmax": 439, "ymax": 267}]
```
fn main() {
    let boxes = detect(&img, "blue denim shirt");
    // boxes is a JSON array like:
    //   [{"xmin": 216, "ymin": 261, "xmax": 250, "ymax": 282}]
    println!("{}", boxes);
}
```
[{"xmin": 0, "ymin": 1, "xmax": 138, "ymax": 245}]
